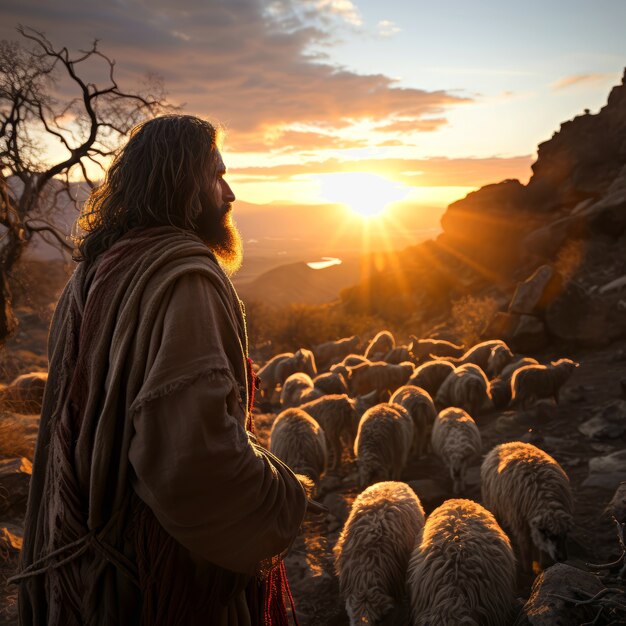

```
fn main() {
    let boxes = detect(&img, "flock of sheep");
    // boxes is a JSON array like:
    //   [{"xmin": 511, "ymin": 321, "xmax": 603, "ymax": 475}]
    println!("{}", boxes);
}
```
[{"xmin": 257, "ymin": 331, "xmax": 580, "ymax": 625}]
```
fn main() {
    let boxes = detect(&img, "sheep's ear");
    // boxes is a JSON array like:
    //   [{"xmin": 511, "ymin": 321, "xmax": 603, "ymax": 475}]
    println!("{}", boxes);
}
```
[{"xmin": 574, "ymin": 361, "xmax": 580, "ymax": 367}]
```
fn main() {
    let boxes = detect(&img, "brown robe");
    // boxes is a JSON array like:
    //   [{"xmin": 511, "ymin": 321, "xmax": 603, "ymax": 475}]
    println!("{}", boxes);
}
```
[{"xmin": 13, "ymin": 226, "xmax": 307, "ymax": 625}]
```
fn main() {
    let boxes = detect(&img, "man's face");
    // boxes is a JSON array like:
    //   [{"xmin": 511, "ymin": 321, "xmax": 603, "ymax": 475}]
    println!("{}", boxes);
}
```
[{"xmin": 194, "ymin": 150, "xmax": 243, "ymax": 275}]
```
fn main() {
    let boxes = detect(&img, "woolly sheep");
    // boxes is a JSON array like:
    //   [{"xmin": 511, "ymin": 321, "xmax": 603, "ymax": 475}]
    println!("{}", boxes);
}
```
[
  {"xmin": 364, "ymin": 330, "xmax": 395, "ymax": 361},
  {"xmin": 389, "ymin": 385, "xmax": 437, "ymax": 458},
  {"xmin": 354, "ymin": 403, "xmax": 414, "ymax": 488},
  {"xmin": 275, "ymin": 348, "xmax": 318, "ymax": 386},
  {"xmin": 312, "ymin": 371, "xmax": 349, "ymax": 396},
  {"xmin": 383, "ymin": 345, "xmax": 413, "ymax": 365},
  {"xmin": 257, "ymin": 352, "xmax": 293, "ymax": 400},
  {"xmin": 280, "ymin": 372, "xmax": 315, "ymax": 408},
  {"xmin": 353, "ymin": 389, "xmax": 380, "ymax": 417},
  {"xmin": 435, "ymin": 363, "xmax": 493, "ymax": 416},
  {"xmin": 269, "ymin": 408, "xmax": 327, "ymax": 491},
  {"xmin": 431, "ymin": 408, "xmax": 481, "ymax": 494},
  {"xmin": 299, "ymin": 394, "xmax": 359, "ymax": 470},
  {"xmin": 486, "ymin": 343, "xmax": 515, "ymax": 378},
  {"xmin": 510, "ymin": 358, "xmax": 579, "ymax": 409},
  {"xmin": 442, "ymin": 339, "xmax": 513, "ymax": 374},
  {"xmin": 409, "ymin": 336, "xmax": 465, "ymax": 361},
  {"xmin": 335, "ymin": 481, "xmax": 425, "ymax": 626},
  {"xmin": 348, "ymin": 361, "xmax": 413, "ymax": 397},
  {"xmin": 481, "ymin": 441, "xmax": 573, "ymax": 571},
  {"xmin": 407, "ymin": 498, "xmax": 515, "ymax": 626},
  {"xmin": 407, "ymin": 360, "xmax": 455, "ymax": 397},
  {"xmin": 489, "ymin": 357, "xmax": 539, "ymax": 410},
  {"xmin": 2, "ymin": 371, "xmax": 48, "ymax": 413},
  {"xmin": 313, "ymin": 335, "xmax": 360, "ymax": 368}
]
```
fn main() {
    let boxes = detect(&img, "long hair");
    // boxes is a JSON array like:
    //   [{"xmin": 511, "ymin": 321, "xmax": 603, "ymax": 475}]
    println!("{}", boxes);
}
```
[{"xmin": 73, "ymin": 115, "xmax": 222, "ymax": 264}]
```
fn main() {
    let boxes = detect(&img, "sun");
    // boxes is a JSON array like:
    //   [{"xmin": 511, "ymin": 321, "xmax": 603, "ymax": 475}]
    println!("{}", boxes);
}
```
[{"xmin": 316, "ymin": 172, "xmax": 410, "ymax": 219}]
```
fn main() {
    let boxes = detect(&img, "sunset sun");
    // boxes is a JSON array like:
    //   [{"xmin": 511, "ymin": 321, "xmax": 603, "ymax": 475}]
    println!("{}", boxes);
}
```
[{"xmin": 317, "ymin": 172, "xmax": 410, "ymax": 219}]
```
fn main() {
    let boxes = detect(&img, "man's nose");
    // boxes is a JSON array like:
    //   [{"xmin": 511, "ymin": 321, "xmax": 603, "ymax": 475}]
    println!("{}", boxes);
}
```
[{"xmin": 223, "ymin": 180, "xmax": 236, "ymax": 203}]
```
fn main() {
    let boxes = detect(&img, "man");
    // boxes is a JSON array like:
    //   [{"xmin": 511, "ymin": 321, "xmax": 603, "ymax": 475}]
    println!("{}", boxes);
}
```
[{"xmin": 12, "ymin": 115, "xmax": 309, "ymax": 625}]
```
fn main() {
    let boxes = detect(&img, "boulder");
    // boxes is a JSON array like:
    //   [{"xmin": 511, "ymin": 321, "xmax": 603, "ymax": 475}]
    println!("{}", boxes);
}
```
[
  {"xmin": 0, "ymin": 456, "xmax": 32, "ymax": 516},
  {"xmin": 579, "ymin": 170, "xmax": 626, "ymax": 236},
  {"xmin": 582, "ymin": 449, "xmax": 626, "ymax": 489},
  {"xmin": 579, "ymin": 400, "xmax": 626, "ymax": 439},
  {"xmin": 509, "ymin": 265, "xmax": 562, "ymax": 315},
  {"xmin": 486, "ymin": 312, "xmax": 548, "ymax": 353},
  {"xmin": 514, "ymin": 563, "xmax": 605, "ymax": 626}
]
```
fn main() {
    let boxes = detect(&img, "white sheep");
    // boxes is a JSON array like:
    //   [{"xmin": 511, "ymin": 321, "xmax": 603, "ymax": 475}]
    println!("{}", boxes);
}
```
[
  {"xmin": 2, "ymin": 371, "xmax": 48, "ymax": 413},
  {"xmin": 435, "ymin": 363, "xmax": 493, "ymax": 416},
  {"xmin": 275, "ymin": 348, "xmax": 318, "ymax": 386},
  {"xmin": 348, "ymin": 361, "xmax": 413, "ymax": 397},
  {"xmin": 431, "ymin": 407, "xmax": 481, "ymax": 494},
  {"xmin": 269, "ymin": 408, "xmax": 327, "ymax": 492},
  {"xmin": 364, "ymin": 330, "xmax": 395, "ymax": 361},
  {"xmin": 280, "ymin": 372, "xmax": 315, "ymax": 408},
  {"xmin": 407, "ymin": 498, "xmax": 516, "ymax": 626},
  {"xmin": 481, "ymin": 441, "xmax": 573, "ymax": 572},
  {"xmin": 313, "ymin": 335, "xmax": 360, "ymax": 368},
  {"xmin": 409, "ymin": 335, "xmax": 465, "ymax": 361},
  {"xmin": 489, "ymin": 357, "xmax": 539, "ymax": 410},
  {"xmin": 407, "ymin": 360, "xmax": 455, "ymax": 397},
  {"xmin": 510, "ymin": 358, "xmax": 579, "ymax": 409},
  {"xmin": 354, "ymin": 403, "xmax": 414, "ymax": 488},
  {"xmin": 312, "ymin": 371, "xmax": 349, "ymax": 396},
  {"xmin": 389, "ymin": 385, "xmax": 437, "ymax": 458},
  {"xmin": 335, "ymin": 481, "xmax": 425, "ymax": 626},
  {"xmin": 442, "ymin": 339, "xmax": 513, "ymax": 375},
  {"xmin": 299, "ymin": 394, "xmax": 359, "ymax": 470}
]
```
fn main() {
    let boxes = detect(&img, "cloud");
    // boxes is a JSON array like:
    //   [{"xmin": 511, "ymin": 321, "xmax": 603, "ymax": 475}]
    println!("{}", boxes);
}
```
[
  {"xmin": 552, "ymin": 73, "xmax": 608, "ymax": 90},
  {"xmin": 232, "ymin": 155, "xmax": 534, "ymax": 188},
  {"xmin": 0, "ymin": 0, "xmax": 470, "ymax": 153},
  {"xmin": 378, "ymin": 20, "xmax": 401, "ymax": 38}
]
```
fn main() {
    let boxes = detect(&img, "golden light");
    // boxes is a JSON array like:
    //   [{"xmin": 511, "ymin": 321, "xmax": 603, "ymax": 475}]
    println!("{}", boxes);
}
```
[{"xmin": 316, "ymin": 172, "xmax": 410, "ymax": 219}]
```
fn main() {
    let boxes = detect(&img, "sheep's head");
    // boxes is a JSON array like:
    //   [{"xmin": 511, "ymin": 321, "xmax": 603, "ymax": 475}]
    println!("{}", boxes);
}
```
[
  {"xmin": 346, "ymin": 590, "xmax": 394, "ymax": 626},
  {"xmin": 551, "ymin": 358, "xmax": 580, "ymax": 374},
  {"xmin": 530, "ymin": 510, "xmax": 573, "ymax": 562},
  {"xmin": 354, "ymin": 389, "xmax": 379, "ymax": 416},
  {"xmin": 487, "ymin": 345, "xmax": 514, "ymax": 377}
]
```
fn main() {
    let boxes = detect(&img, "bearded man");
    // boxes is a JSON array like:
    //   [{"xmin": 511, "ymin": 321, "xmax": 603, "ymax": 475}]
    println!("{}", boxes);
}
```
[{"xmin": 12, "ymin": 115, "xmax": 309, "ymax": 625}]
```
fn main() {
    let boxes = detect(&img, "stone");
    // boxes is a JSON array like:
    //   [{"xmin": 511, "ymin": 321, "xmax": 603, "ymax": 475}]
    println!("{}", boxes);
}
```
[
  {"xmin": 607, "ymin": 481, "xmax": 626, "ymax": 524},
  {"xmin": 578, "ymin": 400, "xmax": 626, "ymax": 439},
  {"xmin": 509, "ymin": 265, "xmax": 560, "ymax": 315},
  {"xmin": 0, "ymin": 456, "xmax": 32, "ymax": 516},
  {"xmin": 510, "ymin": 315, "xmax": 548, "ymax": 353},
  {"xmin": 582, "ymin": 449, "xmax": 626, "ymax": 489},
  {"xmin": 514, "ymin": 563, "xmax": 605, "ymax": 626},
  {"xmin": 0, "ymin": 523, "xmax": 23, "ymax": 558}
]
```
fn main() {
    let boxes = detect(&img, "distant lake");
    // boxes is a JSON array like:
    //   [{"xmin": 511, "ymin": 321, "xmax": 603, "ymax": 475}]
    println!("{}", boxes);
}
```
[{"xmin": 307, "ymin": 257, "xmax": 342, "ymax": 270}]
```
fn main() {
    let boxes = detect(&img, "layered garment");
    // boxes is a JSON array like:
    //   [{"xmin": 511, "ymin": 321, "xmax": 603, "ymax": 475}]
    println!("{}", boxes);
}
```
[{"xmin": 13, "ymin": 226, "xmax": 307, "ymax": 625}]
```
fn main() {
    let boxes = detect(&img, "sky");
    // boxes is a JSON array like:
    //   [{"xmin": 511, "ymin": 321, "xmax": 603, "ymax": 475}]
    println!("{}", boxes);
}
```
[{"xmin": 1, "ymin": 0, "xmax": 625, "ymax": 219}]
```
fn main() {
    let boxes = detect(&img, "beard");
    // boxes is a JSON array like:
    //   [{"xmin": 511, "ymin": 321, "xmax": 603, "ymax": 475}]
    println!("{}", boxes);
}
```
[{"xmin": 193, "ymin": 200, "xmax": 243, "ymax": 276}]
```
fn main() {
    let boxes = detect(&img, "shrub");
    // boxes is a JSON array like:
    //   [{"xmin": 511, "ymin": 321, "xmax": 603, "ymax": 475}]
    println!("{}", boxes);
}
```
[{"xmin": 449, "ymin": 294, "xmax": 499, "ymax": 347}]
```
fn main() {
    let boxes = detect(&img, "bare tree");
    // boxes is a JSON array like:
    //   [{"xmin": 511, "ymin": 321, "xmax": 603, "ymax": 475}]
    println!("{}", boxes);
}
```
[{"xmin": 0, "ymin": 26, "xmax": 174, "ymax": 343}]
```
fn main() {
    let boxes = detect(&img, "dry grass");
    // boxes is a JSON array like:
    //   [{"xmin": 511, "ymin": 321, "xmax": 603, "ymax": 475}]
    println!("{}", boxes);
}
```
[
  {"xmin": 449, "ymin": 294, "xmax": 500, "ymax": 347},
  {"xmin": 0, "ymin": 413, "xmax": 38, "ymax": 461}
]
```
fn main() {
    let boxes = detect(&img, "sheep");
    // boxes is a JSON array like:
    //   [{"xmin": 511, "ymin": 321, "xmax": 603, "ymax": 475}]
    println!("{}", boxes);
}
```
[
  {"xmin": 313, "ymin": 335, "xmax": 360, "ymax": 369},
  {"xmin": 280, "ymin": 372, "xmax": 315, "ymax": 408},
  {"xmin": 486, "ymin": 343, "xmax": 515, "ymax": 377},
  {"xmin": 299, "ymin": 394, "xmax": 359, "ymax": 470},
  {"xmin": 275, "ymin": 348, "xmax": 317, "ymax": 386},
  {"xmin": 383, "ymin": 345, "xmax": 414, "ymax": 365},
  {"xmin": 409, "ymin": 335, "xmax": 465, "ymax": 361},
  {"xmin": 335, "ymin": 481, "xmax": 425, "ymax": 626},
  {"xmin": 354, "ymin": 403, "xmax": 413, "ymax": 488},
  {"xmin": 348, "ymin": 361, "xmax": 413, "ymax": 397},
  {"xmin": 431, "ymin": 408, "xmax": 481, "ymax": 494},
  {"xmin": 441, "ymin": 339, "xmax": 513, "ymax": 375},
  {"xmin": 407, "ymin": 360, "xmax": 455, "ymax": 397},
  {"xmin": 312, "ymin": 371, "xmax": 349, "ymax": 396},
  {"xmin": 481, "ymin": 441, "xmax": 573, "ymax": 572},
  {"xmin": 435, "ymin": 363, "xmax": 493, "ymax": 416},
  {"xmin": 389, "ymin": 385, "xmax": 437, "ymax": 458},
  {"xmin": 1, "ymin": 371, "xmax": 48, "ymax": 413},
  {"xmin": 489, "ymin": 357, "xmax": 539, "ymax": 410},
  {"xmin": 339, "ymin": 354, "xmax": 370, "ymax": 368},
  {"xmin": 257, "ymin": 352, "xmax": 294, "ymax": 401},
  {"xmin": 353, "ymin": 389, "xmax": 380, "ymax": 417},
  {"xmin": 364, "ymin": 330, "xmax": 395, "ymax": 361},
  {"xmin": 510, "ymin": 358, "xmax": 579, "ymax": 409},
  {"xmin": 407, "ymin": 498, "xmax": 515, "ymax": 626},
  {"xmin": 269, "ymin": 408, "xmax": 327, "ymax": 492}
]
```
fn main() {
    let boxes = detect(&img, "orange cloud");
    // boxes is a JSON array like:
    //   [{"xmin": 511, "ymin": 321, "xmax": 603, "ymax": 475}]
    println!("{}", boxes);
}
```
[{"xmin": 552, "ymin": 73, "xmax": 609, "ymax": 90}]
